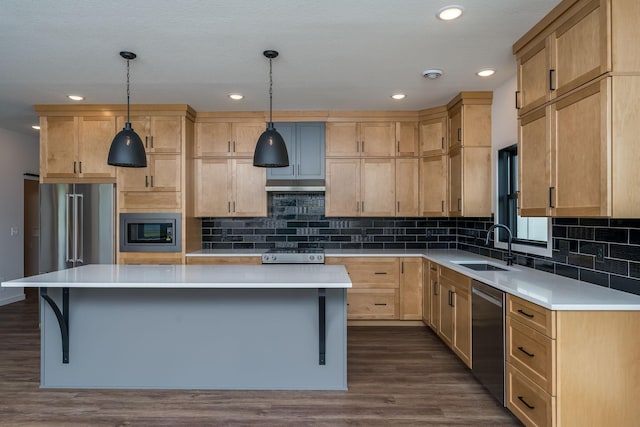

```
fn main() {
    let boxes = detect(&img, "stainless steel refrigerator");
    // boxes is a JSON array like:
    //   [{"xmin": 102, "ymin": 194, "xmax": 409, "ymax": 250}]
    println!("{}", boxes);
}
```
[{"xmin": 39, "ymin": 184, "xmax": 115, "ymax": 273}]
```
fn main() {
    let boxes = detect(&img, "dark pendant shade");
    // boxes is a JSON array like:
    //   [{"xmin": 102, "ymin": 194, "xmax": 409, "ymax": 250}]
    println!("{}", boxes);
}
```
[
  {"xmin": 107, "ymin": 122, "xmax": 147, "ymax": 167},
  {"xmin": 253, "ymin": 123, "xmax": 289, "ymax": 168}
]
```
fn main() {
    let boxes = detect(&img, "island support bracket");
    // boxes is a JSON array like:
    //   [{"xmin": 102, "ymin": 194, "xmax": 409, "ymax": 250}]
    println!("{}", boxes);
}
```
[
  {"xmin": 319, "ymin": 288, "xmax": 326, "ymax": 365},
  {"xmin": 40, "ymin": 287, "xmax": 70, "ymax": 364}
]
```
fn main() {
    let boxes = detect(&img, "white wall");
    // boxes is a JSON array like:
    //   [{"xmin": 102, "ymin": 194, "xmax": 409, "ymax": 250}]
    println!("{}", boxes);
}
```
[
  {"xmin": 0, "ymin": 127, "xmax": 39, "ymax": 305},
  {"xmin": 491, "ymin": 74, "xmax": 519, "ymax": 209}
]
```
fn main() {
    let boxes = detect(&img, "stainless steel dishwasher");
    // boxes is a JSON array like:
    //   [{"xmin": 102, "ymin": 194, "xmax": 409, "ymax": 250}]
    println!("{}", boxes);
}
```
[{"xmin": 471, "ymin": 280, "xmax": 505, "ymax": 406}]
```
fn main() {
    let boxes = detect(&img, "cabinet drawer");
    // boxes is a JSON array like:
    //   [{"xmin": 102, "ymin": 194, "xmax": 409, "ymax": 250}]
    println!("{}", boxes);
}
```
[
  {"xmin": 507, "ymin": 364, "xmax": 555, "ymax": 427},
  {"xmin": 347, "ymin": 289, "xmax": 398, "ymax": 320},
  {"xmin": 507, "ymin": 295, "xmax": 556, "ymax": 338},
  {"xmin": 507, "ymin": 317, "xmax": 555, "ymax": 395},
  {"xmin": 327, "ymin": 257, "xmax": 399, "ymax": 288}
]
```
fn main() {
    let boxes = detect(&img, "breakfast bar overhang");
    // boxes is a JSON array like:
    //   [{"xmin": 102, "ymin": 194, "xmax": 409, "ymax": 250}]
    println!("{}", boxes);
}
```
[{"xmin": 2, "ymin": 264, "xmax": 351, "ymax": 390}]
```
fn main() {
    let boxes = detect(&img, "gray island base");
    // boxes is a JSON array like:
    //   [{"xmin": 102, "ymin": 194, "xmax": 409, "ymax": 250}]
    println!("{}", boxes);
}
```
[{"xmin": 5, "ymin": 264, "xmax": 350, "ymax": 390}]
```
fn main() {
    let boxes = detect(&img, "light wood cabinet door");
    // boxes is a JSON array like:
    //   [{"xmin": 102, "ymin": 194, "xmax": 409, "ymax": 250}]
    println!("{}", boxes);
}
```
[
  {"xmin": 420, "ymin": 117, "xmax": 446, "ymax": 156},
  {"xmin": 448, "ymin": 147, "xmax": 462, "ymax": 217},
  {"xmin": 233, "ymin": 158, "xmax": 267, "ymax": 216},
  {"xmin": 77, "ymin": 116, "xmax": 117, "ymax": 179},
  {"xmin": 118, "ymin": 115, "xmax": 181, "ymax": 153},
  {"xmin": 551, "ymin": 79, "xmax": 608, "ymax": 217},
  {"xmin": 361, "ymin": 158, "xmax": 395, "ymax": 216},
  {"xmin": 396, "ymin": 158, "xmax": 419, "ymax": 217},
  {"xmin": 118, "ymin": 154, "xmax": 180, "ymax": 192},
  {"xmin": 400, "ymin": 258, "xmax": 422, "ymax": 320},
  {"xmin": 452, "ymin": 283, "xmax": 471, "ymax": 368},
  {"xmin": 327, "ymin": 257, "xmax": 399, "ymax": 289},
  {"xmin": 325, "ymin": 158, "xmax": 360, "ymax": 216},
  {"xmin": 395, "ymin": 121, "xmax": 419, "ymax": 156},
  {"xmin": 195, "ymin": 122, "xmax": 232, "ymax": 156},
  {"xmin": 448, "ymin": 105, "xmax": 463, "ymax": 150},
  {"xmin": 517, "ymin": 40, "xmax": 550, "ymax": 115},
  {"xmin": 359, "ymin": 122, "xmax": 395, "ymax": 157},
  {"xmin": 149, "ymin": 116, "xmax": 182, "ymax": 153},
  {"xmin": 232, "ymin": 123, "xmax": 264, "ymax": 157},
  {"xmin": 420, "ymin": 155, "xmax": 446, "ymax": 216},
  {"xmin": 326, "ymin": 122, "xmax": 359, "ymax": 157},
  {"xmin": 551, "ymin": 0, "xmax": 607, "ymax": 97},
  {"xmin": 422, "ymin": 259, "xmax": 430, "ymax": 325},
  {"xmin": 194, "ymin": 158, "xmax": 232, "ymax": 217},
  {"xmin": 519, "ymin": 108, "xmax": 550, "ymax": 217},
  {"xmin": 428, "ymin": 262, "xmax": 440, "ymax": 331},
  {"xmin": 42, "ymin": 116, "xmax": 78, "ymax": 179},
  {"xmin": 438, "ymin": 280, "xmax": 454, "ymax": 348}
]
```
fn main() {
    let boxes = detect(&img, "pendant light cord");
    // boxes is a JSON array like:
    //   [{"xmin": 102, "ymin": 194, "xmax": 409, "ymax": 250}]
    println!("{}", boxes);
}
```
[
  {"xmin": 126, "ymin": 58, "xmax": 131, "ymax": 123},
  {"xmin": 269, "ymin": 57, "xmax": 273, "ymax": 124}
]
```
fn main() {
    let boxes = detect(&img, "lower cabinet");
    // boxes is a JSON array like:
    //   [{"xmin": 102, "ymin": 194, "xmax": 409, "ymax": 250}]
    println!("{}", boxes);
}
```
[
  {"xmin": 505, "ymin": 294, "xmax": 640, "ymax": 427},
  {"xmin": 326, "ymin": 257, "xmax": 399, "ymax": 320},
  {"xmin": 400, "ymin": 258, "xmax": 422, "ymax": 320},
  {"xmin": 118, "ymin": 252, "xmax": 183, "ymax": 265}
]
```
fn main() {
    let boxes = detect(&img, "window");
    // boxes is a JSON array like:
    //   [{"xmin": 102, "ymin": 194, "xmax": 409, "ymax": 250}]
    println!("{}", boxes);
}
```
[{"xmin": 495, "ymin": 144, "xmax": 551, "ymax": 257}]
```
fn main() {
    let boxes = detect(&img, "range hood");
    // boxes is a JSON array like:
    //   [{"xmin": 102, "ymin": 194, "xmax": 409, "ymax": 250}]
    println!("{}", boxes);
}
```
[{"xmin": 265, "ymin": 179, "xmax": 326, "ymax": 192}]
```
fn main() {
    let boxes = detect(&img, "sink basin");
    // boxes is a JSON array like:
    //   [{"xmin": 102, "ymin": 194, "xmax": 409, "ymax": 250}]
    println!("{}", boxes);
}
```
[{"xmin": 454, "ymin": 262, "xmax": 508, "ymax": 272}]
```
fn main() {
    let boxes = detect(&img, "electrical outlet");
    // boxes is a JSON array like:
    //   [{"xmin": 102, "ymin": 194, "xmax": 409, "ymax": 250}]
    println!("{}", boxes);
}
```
[
  {"xmin": 10, "ymin": 227, "xmax": 18, "ymax": 236},
  {"xmin": 596, "ymin": 244, "xmax": 605, "ymax": 263}
]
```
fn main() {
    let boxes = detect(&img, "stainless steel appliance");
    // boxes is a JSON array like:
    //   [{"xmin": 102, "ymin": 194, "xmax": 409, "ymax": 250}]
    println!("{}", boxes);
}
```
[
  {"xmin": 261, "ymin": 248, "xmax": 325, "ymax": 264},
  {"xmin": 119, "ymin": 213, "xmax": 181, "ymax": 252},
  {"xmin": 39, "ymin": 184, "xmax": 115, "ymax": 273},
  {"xmin": 471, "ymin": 280, "xmax": 506, "ymax": 406}
]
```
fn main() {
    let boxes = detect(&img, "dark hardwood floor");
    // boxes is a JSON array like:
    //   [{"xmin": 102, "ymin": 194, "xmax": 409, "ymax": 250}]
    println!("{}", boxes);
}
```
[{"xmin": 0, "ymin": 294, "xmax": 520, "ymax": 426}]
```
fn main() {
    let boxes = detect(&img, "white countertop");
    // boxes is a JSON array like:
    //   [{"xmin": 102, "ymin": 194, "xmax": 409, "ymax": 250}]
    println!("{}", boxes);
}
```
[
  {"xmin": 1, "ymin": 264, "xmax": 352, "ymax": 289},
  {"xmin": 187, "ymin": 249, "xmax": 640, "ymax": 310}
]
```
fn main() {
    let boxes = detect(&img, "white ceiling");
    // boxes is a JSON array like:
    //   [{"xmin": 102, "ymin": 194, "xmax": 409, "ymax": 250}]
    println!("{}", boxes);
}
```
[{"xmin": 1, "ymin": 0, "xmax": 561, "ymax": 135}]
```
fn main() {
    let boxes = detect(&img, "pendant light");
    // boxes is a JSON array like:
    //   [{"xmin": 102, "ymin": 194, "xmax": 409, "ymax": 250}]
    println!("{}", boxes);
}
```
[
  {"xmin": 107, "ymin": 51, "xmax": 147, "ymax": 168},
  {"xmin": 253, "ymin": 50, "xmax": 289, "ymax": 168}
]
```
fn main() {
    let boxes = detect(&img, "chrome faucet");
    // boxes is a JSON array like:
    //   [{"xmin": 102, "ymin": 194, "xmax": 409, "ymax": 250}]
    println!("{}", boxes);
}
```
[{"xmin": 485, "ymin": 224, "xmax": 514, "ymax": 266}]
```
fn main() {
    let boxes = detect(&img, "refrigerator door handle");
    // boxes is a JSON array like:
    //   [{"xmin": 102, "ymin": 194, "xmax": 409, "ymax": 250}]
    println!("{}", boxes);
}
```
[
  {"xmin": 76, "ymin": 194, "xmax": 84, "ymax": 264},
  {"xmin": 65, "ymin": 194, "xmax": 74, "ymax": 263}
]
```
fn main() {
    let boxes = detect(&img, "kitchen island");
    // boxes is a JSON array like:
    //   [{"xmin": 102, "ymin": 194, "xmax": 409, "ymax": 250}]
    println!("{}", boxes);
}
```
[{"xmin": 1, "ymin": 264, "xmax": 351, "ymax": 390}]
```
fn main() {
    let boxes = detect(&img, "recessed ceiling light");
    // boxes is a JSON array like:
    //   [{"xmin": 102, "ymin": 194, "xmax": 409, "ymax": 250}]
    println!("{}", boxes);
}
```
[
  {"xmin": 477, "ymin": 69, "xmax": 496, "ymax": 77},
  {"xmin": 391, "ymin": 94, "xmax": 406, "ymax": 100},
  {"xmin": 32, "ymin": 125, "xmax": 40, "ymax": 130},
  {"xmin": 67, "ymin": 95, "xmax": 84, "ymax": 101},
  {"xmin": 228, "ymin": 94, "xmax": 244, "ymax": 100},
  {"xmin": 437, "ymin": 5, "xmax": 464, "ymax": 21}
]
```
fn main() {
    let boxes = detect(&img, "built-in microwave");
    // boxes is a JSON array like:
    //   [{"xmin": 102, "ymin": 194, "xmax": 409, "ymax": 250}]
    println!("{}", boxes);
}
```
[{"xmin": 119, "ymin": 213, "xmax": 181, "ymax": 252}]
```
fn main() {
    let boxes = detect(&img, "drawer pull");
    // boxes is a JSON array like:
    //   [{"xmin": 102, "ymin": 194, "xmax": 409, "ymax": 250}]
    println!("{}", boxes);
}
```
[
  {"xmin": 517, "ymin": 396, "xmax": 535, "ymax": 410},
  {"xmin": 517, "ymin": 309, "xmax": 534, "ymax": 319},
  {"xmin": 374, "ymin": 272, "xmax": 388, "ymax": 275},
  {"xmin": 374, "ymin": 303, "xmax": 387, "ymax": 306},
  {"xmin": 518, "ymin": 346, "xmax": 535, "ymax": 358}
]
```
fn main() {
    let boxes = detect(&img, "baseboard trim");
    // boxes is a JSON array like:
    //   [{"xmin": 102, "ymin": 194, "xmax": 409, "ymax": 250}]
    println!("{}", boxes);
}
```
[
  {"xmin": 0, "ymin": 292, "xmax": 26, "ymax": 307},
  {"xmin": 348, "ymin": 320, "xmax": 427, "ymax": 327}
]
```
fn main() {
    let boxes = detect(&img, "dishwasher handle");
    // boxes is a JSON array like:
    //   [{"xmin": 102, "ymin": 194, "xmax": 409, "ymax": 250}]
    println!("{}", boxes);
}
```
[{"xmin": 472, "ymin": 286, "xmax": 503, "ymax": 308}]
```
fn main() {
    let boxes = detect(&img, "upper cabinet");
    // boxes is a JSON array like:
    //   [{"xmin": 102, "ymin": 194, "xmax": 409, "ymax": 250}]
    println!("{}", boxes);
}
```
[
  {"xmin": 515, "ymin": 0, "xmax": 640, "ymax": 116},
  {"xmin": 39, "ymin": 115, "xmax": 116, "ymax": 182},
  {"xmin": 194, "ymin": 120, "xmax": 265, "ymax": 157},
  {"xmin": 419, "ymin": 115, "xmax": 447, "ymax": 156},
  {"xmin": 326, "ymin": 122, "xmax": 395, "ymax": 157},
  {"xmin": 515, "ymin": 0, "xmax": 640, "ymax": 217},
  {"xmin": 395, "ymin": 121, "xmax": 419, "ymax": 157},
  {"xmin": 267, "ymin": 122, "xmax": 326, "ymax": 180},
  {"xmin": 446, "ymin": 93, "xmax": 493, "ymax": 217},
  {"xmin": 116, "ymin": 115, "xmax": 182, "ymax": 153}
]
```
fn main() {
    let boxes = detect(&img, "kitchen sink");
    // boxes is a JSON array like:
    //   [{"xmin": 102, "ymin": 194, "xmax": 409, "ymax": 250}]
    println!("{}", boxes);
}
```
[{"xmin": 454, "ymin": 262, "xmax": 508, "ymax": 272}]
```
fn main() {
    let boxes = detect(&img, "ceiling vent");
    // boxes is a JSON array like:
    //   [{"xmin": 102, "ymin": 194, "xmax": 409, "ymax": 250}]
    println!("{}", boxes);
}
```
[{"xmin": 423, "ymin": 69, "xmax": 444, "ymax": 79}]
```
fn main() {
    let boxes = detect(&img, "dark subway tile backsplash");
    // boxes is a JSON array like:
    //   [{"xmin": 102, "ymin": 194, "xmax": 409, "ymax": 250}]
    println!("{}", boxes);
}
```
[{"xmin": 200, "ymin": 193, "xmax": 640, "ymax": 297}]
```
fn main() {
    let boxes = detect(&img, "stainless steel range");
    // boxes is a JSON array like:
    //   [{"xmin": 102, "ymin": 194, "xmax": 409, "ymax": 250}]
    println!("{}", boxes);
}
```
[{"xmin": 261, "ymin": 248, "xmax": 325, "ymax": 264}]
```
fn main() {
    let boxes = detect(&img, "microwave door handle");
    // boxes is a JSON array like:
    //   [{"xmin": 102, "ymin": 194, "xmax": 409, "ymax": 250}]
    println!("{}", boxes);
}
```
[
  {"xmin": 65, "ymin": 194, "xmax": 74, "ymax": 264},
  {"xmin": 76, "ymin": 194, "xmax": 84, "ymax": 264}
]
